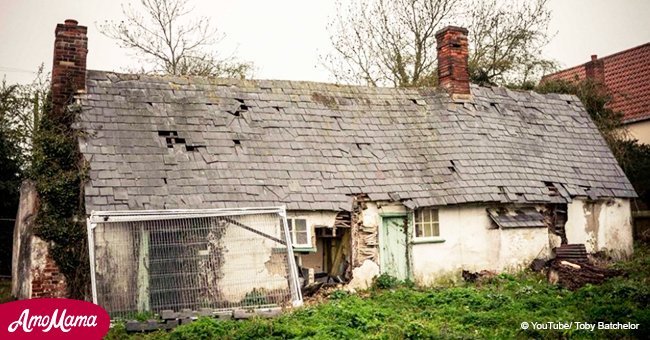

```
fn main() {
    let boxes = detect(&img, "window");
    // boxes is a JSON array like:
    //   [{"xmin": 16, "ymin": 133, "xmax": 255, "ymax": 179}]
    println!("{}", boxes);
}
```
[
  {"xmin": 287, "ymin": 218, "xmax": 311, "ymax": 248},
  {"xmin": 414, "ymin": 208, "xmax": 439, "ymax": 238}
]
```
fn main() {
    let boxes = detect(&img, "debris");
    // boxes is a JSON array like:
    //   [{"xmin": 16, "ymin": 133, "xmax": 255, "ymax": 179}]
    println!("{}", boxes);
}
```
[
  {"xmin": 554, "ymin": 244, "xmax": 588, "ymax": 263},
  {"xmin": 560, "ymin": 260, "xmax": 581, "ymax": 269},
  {"xmin": 301, "ymin": 282, "xmax": 325, "ymax": 297},
  {"xmin": 461, "ymin": 270, "xmax": 496, "ymax": 283},
  {"xmin": 529, "ymin": 258, "xmax": 548, "ymax": 272},
  {"xmin": 547, "ymin": 259, "xmax": 623, "ymax": 290}
]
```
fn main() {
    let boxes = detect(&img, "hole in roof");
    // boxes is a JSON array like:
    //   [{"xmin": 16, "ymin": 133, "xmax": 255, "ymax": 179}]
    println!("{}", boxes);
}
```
[
  {"xmin": 158, "ymin": 130, "xmax": 178, "ymax": 137},
  {"xmin": 206, "ymin": 103, "xmax": 214, "ymax": 106},
  {"xmin": 228, "ymin": 110, "xmax": 240, "ymax": 117},
  {"xmin": 273, "ymin": 106, "xmax": 281, "ymax": 112},
  {"xmin": 147, "ymin": 102, "xmax": 153, "ymax": 107},
  {"xmin": 448, "ymin": 160, "xmax": 457, "ymax": 173},
  {"xmin": 544, "ymin": 182, "xmax": 559, "ymax": 196},
  {"xmin": 452, "ymin": 43, "xmax": 461, "ymax": 48},
  {"xmin": 566, "ymin": 100, "xmax": 572, "ymax": 105},
  {"xmin": 498, "ymin": 186, "xmax": 506, "ymax": 194},
  {"xmin": 515, "ymin": 193, "xmax": 524, "ymax": 197},
  {"xmin": 410, "ymin": 99, "xmax": 417, "ymax": 104},
  {"xmin": 163, "ymin": 178, "xmax": 167, "ymax": 184},
  {"xmin": 235, "ymin": 98, "xmax": 245, "ymax": 104},
  {"xmin": 239, "ymin": 104, "xmax": 249, "ymax": 111},
  {"xmin": 158, "ymin": 130, "xmax": 186, "ymax": 148},
  {"xmin": 185, "ymin": 145, "xmax": 205, "ymax": 152},
  {"xmin": 233, "ymin": 139, "xmax": 241, "ymax": 146}
]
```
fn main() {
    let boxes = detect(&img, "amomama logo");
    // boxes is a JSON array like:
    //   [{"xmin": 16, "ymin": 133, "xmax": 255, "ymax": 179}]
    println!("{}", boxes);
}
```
[{"xmin": 0, "ymin": 298, "xmax": 110, "ymax": 339}]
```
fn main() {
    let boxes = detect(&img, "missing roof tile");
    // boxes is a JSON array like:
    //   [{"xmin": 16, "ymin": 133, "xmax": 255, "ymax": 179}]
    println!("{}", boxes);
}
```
[
  {"xmin": 273, "ymin": 106, "xmax": 281, "ymax": 112},
  {"xmin": 235, "ymin": 98, "xmax": 249, "ymax": 112},
  {"xmin": 185, "ymin": 144, "xmax": 205, "ymax": 152},
  {"xmin": 544, "ymin": 181, "xmax": 559, "ymax": 196},
  {"xmin": 355, "ymin": 142, "xmax": 370, "ymax": 150},
  {"xmin": 233, "ymin": 139, "xmax": 241, "ymax": 146},
  {"xmin": 158, "ymin": 130, "xmax": 179, "ymax": 148},
  {"xmin": 448, "ymin": 160, "xmax": 457, "ymax": 173},
  {"xmin": 163, "ymin": 177, "xmax": 167, "ymax": 184},
  {"xmin": 146, "ymin": 102, "xmax": 153, "ymax": 107}
]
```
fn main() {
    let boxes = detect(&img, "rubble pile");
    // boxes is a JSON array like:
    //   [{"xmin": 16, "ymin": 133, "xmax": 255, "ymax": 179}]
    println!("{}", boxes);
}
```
[{"xmin": 547, "ymin": 259, "xmax": 623, "ymax": 290}]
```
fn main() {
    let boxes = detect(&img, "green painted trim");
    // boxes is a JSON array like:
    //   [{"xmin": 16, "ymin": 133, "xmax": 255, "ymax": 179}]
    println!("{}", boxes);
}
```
[
  {"xmin": 411, "ymin": 237, "xmax": 446, "ymax": 245},
  {"xmin": 292, "ymin": 247, "xmax": 317, "ymax": 253},
  {"xmin": 379, "ymin": 212, "xmax": 408, "ymax": 217}
]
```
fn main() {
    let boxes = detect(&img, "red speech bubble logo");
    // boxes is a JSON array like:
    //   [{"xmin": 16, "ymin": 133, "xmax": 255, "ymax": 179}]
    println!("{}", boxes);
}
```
[{"xmin": 0, "ymin": 298, "xmax": 110, "ymax": 339}]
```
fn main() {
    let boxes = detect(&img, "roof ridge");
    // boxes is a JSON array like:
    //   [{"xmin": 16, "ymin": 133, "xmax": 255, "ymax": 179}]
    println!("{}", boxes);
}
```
[
  {"xmin": 543, "ymin": 41, "xmax": 650, "ymax": 79},
  {"xmin": 86, "ymin": 69, "xmax": 441, "ymax": 93}
]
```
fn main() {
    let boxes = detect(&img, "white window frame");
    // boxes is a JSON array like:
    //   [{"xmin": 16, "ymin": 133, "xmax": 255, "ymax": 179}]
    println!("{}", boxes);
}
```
[
  {"xmin": 287, "ymin": 218, "xmax": 312, "ymax": 248},
  {"xmin": 413, "ymin": 207, "xmax": 442, "ymax": 242}
]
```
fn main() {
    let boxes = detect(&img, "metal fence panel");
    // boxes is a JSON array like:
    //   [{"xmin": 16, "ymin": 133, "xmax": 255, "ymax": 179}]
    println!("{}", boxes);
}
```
[{"xmin": 88, "ymin": 207, "xmax": 301, "ymax": 318}]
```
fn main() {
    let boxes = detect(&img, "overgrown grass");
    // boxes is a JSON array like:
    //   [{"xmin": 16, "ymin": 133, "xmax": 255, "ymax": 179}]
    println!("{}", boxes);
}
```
[
  {"xmin": 107, "ymin": 244, "xmax": 650, "ymax": 339},
  {"xmin": 0, "ymin": 279, "xmax": 14, "ymax": 304}
]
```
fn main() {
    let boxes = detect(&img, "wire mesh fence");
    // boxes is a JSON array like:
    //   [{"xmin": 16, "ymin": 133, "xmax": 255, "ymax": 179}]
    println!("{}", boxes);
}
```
[{"xmin": 88, "ymin": 208, "xmax": 301, "ymax": 319}]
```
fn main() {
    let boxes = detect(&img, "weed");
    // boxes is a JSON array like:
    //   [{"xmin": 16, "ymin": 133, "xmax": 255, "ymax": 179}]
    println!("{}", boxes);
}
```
[
  {"xmin": 372, "ymin": 273, "xmax": 400, "ymax": 289},
  {"xmin": 106, "ymin": 244, "xmax": 650, "ymax": 339}
]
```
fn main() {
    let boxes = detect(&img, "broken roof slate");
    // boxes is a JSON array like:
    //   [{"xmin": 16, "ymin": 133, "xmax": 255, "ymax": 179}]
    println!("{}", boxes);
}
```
[{"xmin": 78, "ymin": 71, "xmax": 636, "ymax": 212}]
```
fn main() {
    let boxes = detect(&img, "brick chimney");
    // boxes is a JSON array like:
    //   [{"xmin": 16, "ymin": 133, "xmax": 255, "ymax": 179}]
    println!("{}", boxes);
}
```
[
  {"xmin": 51, "ymin": 19, "xmax": 87, "ymax": 118},
  {"xmin": 585, "ymin": 54, "xmax": 605, "ymax": 83},
  {"xmin": 435, "ymin": 26, "xmax": 470, "ymax": 100}
]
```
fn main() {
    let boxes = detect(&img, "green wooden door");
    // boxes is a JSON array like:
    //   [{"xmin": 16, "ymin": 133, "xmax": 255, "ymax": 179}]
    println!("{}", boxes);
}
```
[{"xmin": 380, "ymin": 216, "xmax": 408, "ymax": 280}]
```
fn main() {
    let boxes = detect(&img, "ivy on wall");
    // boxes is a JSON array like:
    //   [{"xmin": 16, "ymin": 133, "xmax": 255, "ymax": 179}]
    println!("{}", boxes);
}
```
[{"xmin": 29, "ymin": 96, "xmax": 90, "ymax": 299}]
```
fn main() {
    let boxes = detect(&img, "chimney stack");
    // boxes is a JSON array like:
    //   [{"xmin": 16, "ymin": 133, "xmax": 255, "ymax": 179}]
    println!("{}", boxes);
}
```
[
  {"xmin": 51, "ymin": 19, "xmax": 87, "ymax": 118},
  {"xmin": 585, "ymin": 54, "xmax": 604, "ymax": 83},
  {"xmin": 435, "ymin": 26, "xmax": 470, "ymax": 100}
]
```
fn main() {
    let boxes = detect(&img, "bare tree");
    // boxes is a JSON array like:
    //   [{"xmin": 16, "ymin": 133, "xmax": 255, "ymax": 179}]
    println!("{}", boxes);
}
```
[
  {"xmin": 467, "ymin": 0, "xmax": 555, "ymax": 86},
  {"xmin": 323, "ymin": 0, "xmax": 554, "ymax": 87},
  {"xmin": 324, "ymin": 0, "xmax": 458, "ymax": 87},
  {"xmin": 99, "ymin": 0, "xmax": 252, "ymax": 78}
]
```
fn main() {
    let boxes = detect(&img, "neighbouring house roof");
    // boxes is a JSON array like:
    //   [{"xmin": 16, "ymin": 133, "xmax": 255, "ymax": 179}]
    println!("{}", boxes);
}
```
[
  {"xmin": 542, "ymin": 42, "xmax": 650, "ymax": 123},
  {"xmin": 77, "ymin": 70, "xmax": 636, "ymax": 213}
]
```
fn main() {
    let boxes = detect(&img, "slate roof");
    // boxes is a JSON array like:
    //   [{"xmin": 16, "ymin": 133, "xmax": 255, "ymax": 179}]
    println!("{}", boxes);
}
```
[
  {"xmin": 77, "ymin": 70, "xmax": 636, "ymax": 213},
  {"xmin": 543, "ymin": 42, "xmax": 650, "ymax": 123}
]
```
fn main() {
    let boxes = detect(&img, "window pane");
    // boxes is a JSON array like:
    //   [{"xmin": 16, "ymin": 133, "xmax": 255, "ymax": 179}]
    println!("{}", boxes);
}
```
[
  {"xmin": 432, "ymin": 222, "xmax": 439, "ymax": 236},
  {"xmin": 296, "ymin": 231, "xmax": 308, "ymax": 245},
  {"xmin": 287, "ymin": 219, "xmax": 293, "ymax": 231},
  {"xmin": 414, "ymin": 208, "xmax": 440, "ymax": 238},
  {"xmin": 424, "ymin": 223, "xmax": 433, "ymax": 237},
  {"xmin": 295, "ymin": 219, "xmax": 307, "ymax": 231}
]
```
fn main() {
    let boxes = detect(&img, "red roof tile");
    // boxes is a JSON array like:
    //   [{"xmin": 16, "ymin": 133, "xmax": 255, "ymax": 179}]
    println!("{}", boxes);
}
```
[{"xmin": 542, "ymin": 43, "xmax": 650, "ymax": 123}]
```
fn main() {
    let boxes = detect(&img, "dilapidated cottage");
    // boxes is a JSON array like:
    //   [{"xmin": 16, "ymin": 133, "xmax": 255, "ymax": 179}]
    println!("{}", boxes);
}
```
[{"xmin": 29, "ymin": 20, "xmax": 637, "ymax": 301}]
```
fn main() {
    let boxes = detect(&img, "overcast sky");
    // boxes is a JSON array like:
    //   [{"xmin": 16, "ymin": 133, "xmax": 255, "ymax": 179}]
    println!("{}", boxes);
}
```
[{"xmin": 1, "ymin": 0, "xmax": 649, "ymax": 85}]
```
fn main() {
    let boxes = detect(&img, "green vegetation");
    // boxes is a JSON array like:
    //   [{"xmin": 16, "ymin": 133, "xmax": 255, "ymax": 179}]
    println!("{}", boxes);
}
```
[
  {"xmin": 106, "ymin": 244, "xmax": 649, "ymax": 339},
  {"xmin": 29, "ymin": 96, "xmax": 89, "ymax": 299},
  {"xmin": 0, "ymin": 279, "xmax": 14, "ymax": 304}
]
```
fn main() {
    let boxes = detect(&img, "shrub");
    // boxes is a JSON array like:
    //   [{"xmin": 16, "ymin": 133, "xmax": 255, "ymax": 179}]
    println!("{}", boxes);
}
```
[{"xmin": 372, "ymin": 273, "xmax": 400, "ymax": 289}]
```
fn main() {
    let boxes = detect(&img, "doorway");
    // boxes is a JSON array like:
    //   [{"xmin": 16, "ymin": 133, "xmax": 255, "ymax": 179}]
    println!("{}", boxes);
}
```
[{"xmin": 379, "ymin": 215, "xmax": 408, "ymax": 280}]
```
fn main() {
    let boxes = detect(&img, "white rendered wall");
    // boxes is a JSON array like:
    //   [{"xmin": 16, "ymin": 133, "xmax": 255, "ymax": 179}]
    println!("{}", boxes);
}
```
[{"xmin": 564, "ymin": 198, "xmax": 633, "ymax": 257}]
